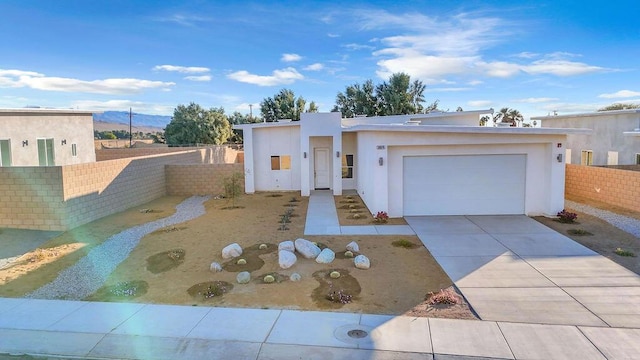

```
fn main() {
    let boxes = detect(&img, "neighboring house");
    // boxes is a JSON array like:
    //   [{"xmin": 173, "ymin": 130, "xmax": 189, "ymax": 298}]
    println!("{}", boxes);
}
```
[
  {"xmin": 0, "ymin": 108, "xmax": 97, "ymax": 166},
  {"xmin": 235, "ymin": 111, "xmax": 588, "ymax": 217},
  {"xmin": 532, "ymin": 109, "xmax": 640, "ymax": 166}
]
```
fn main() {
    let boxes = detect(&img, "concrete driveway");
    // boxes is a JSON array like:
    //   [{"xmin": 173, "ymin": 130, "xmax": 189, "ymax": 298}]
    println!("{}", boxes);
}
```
[{"xmin": 406, "ymin": 215, "xmax": 640, "ymax": 328}]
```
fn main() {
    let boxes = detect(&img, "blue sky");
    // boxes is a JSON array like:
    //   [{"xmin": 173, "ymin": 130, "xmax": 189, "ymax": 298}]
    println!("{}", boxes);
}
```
[{"xmin": 1, "ymin": 0, "xmax": 639, "ymax": 121}]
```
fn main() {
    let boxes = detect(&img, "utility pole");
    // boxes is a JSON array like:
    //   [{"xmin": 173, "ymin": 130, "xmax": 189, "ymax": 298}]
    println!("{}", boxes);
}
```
[
  {"xmin": 129, "ymin": 107, "xmax": 132, "ymax": 148},
  {"xmin": 248, "ymin": 104, "xmax": 253, "ymax": 122}
]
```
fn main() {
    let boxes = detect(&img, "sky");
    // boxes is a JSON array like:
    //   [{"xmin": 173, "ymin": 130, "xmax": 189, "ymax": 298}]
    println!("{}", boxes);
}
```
[{"xmin": 1, "ymin": 0, "xmax": 639, "ymax": 122}]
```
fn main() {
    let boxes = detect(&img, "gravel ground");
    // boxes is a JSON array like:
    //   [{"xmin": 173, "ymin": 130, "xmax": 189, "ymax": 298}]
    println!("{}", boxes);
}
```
[
  {"xmin": 27, "ymin": 196, "xmax": 210, "ymax": 300},
  {"xmin": 566, "ymin": 200, "xmax": 640, "ymax": 238}
]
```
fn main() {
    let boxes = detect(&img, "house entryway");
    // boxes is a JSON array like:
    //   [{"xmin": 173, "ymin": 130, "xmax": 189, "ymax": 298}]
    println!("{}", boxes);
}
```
[{"xmin": 314, "ymin": 147, "xmax": 331, "ymax": 190}]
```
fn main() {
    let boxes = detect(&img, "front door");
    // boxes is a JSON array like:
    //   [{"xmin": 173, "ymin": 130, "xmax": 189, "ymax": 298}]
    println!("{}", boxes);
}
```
[{"xmin": 314, "ymin": 148, "xmax": 331, "ymax": 189}]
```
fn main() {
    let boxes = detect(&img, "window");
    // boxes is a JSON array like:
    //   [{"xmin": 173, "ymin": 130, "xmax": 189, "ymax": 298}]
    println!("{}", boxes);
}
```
[
  {"xmin": 270, "ymin": 155, "xmax": 291, "ymax": 170},
  {"xmin": 580, "ymin": 150, "xmax": 593, "ymax": 166},
  {"xmin": 607, "ymin": 151, "xmax": 618, "ymax": 165},
  {"xmin": 72, "ymin": 143, "xmax": 77, "ymax": 157},
  {"xmin": 0, "ymin": 139, "xmax": 11, "ymax": 166},
  {"xmin": 636, "ymin": 153, "xmax": 640, "ymax": 165},
  {"xmin": 37, "ymin": 138, "xmax": 55, "ymax": 166},
  {"xmin": 341, "ymin": 154, "xmax": 354, "ymax": 178}
]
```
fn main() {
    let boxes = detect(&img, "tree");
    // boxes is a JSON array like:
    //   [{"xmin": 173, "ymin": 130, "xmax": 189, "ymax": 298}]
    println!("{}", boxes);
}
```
[
  {"xmin": 164, "ymin": 102, "xmax": 232, "ymax": 146},
  {"xmin": 227, "ymin": 111, "xmax": 260, "ymax": 143},
  {"xmin": 598, "ymin": 103, "xmax": 640, "ymax": 111},
  {"xmin": 456, "ymin": 106, "xmax": 464, "ymax": 112},
  {"xmin": 479, "ymin": 115, "xmax": 491, "ymax": 126},
  {"xmin": 333, "ymin": 73, "xmax": 438, "ymax": 117},
  {"xmin": 260, "ymin": 89, "xmax": 315, "ymax": 122},
  {"xmin": 307, "ymin": 101, "xmax": 319, "ymax": 113},
  {"xmin": 493, "ymin": 107, "xmax": 523, "ymax": 127}
]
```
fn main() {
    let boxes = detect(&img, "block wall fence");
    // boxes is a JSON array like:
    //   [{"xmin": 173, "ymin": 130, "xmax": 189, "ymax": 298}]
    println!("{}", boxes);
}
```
[
  {"xmin": 166, "ymin": 164, "xmax": 244, "ymax": 196},
  {"xmin": 565, "ymin": 164, "xmax": 640, "ymax": 213},
  {"xmin": 0, "ymin": 149, "xmax": 243, "ymax": 231},
  {"xmin": 96, "ymin": 145, "xmax": 242, "ymax": 164}
]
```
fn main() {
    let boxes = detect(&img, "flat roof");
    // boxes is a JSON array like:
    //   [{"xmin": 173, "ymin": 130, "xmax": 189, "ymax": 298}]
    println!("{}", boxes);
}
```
[
  {"xmin": 0, "ymin": 108, "xmax": 99, "ymax": 115},
  {"xmin": 346, "ymin": 124, "xmax": 591, "ymax": 135},
  {"xmin": 531, "ymin": 109, "xmax": 640, "ymax": 120}
]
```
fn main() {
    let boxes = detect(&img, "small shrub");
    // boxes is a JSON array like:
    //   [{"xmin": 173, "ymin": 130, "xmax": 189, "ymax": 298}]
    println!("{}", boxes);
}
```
[
  {"xmin": 202, "ymin": 282, "xmax": 230, "ymax": 299},
  {"xmin": 556, "ymin": 209, "xmax": 578, "ymax": 223},
  {"xmin": 567, "ymin": 229, "xmax": 592, "ymax": 236},
  {"xmin": 223, "ymin": 172, "xmax": 244, "ymax": 208},
  {"xmin": 327, "ymin": 289, "xmax": 352, "ymax": 304},
  {"xmin": 289, "ymin": 197, "xmax": 299, "ymax": 203},
  {"xmin": 329, "ymin": 271, "xmax": 341, "ymax": 279},
  {"xmin": 614, "ymin": 248, "xmax": 636, "ymax": 257},
  {"xmin": 392, "ymin": 239, "xmax": 417, "ymax": 249},
  {"xmin": 427, "ymin": 289, "xmax": 460, "ymax": 305},
  {"xmin": 373, "ymin": 211, "xmax": 389, "ymax": 223}
]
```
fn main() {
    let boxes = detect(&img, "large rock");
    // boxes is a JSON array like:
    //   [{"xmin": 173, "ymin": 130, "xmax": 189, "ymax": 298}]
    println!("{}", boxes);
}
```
[
  {"xmin": 209, "ymin": 262, "xmax": 222, "ymax": 273},
  {"xmin": 354, "ymin": 255, "xmax": 370, "ymax": 269},
  {"xmin": 346, "ymin": 241, "xmax": 360, "ymax": 253},
  {"xmin": 222, "ymin": 243, "xmax": 243, "ymax": 259},
  {"xmin": 290, "ymin": 273, "xmax": 301, "ymax": 282},
  {"xmin": 315, "ymin": 248, "xmax": 335, "ymax": 264},
  {"xmin": 278, "ymin": 240, "xmax": 295, "ymax": 252},
  {"xmin": 279, "ymin": 250, "xmax": 297, "ymax": 269},
  {"xmin": 294, "ymin": 238, "xmax": 321, "ymax": 259},
  {"xmin": 236, "ymin": 271, "xmax": 251, "ymax": 284}
]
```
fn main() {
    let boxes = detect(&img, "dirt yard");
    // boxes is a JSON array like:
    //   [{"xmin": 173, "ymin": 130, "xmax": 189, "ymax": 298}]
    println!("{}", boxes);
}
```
[{"xmin": 0, "ymin": 193, "xmax": 475, "ymax": 319}]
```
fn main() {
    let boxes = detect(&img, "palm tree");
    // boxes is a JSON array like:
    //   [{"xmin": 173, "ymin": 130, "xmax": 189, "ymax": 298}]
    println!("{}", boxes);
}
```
[{"xmin": 493, "ymin": 107, "xmax": 523, "ymax": 127}]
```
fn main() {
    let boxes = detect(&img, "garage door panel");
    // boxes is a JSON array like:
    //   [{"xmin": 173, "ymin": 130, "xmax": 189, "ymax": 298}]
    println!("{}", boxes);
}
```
[{"xmin": 403, "ymin": 155, "xmax": 526, "ymax": 216}]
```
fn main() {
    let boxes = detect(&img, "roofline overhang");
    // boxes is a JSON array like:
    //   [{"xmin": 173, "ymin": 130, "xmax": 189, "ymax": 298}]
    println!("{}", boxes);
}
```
[
  {"xmin": 346, "ymin": 124, "xmax": 592, "ymax": 135},
  {"xmin": 0, "ymin": 108, "xmax": 100, "ymax": 115},
  {"xmin": 531, "ymin": 109, "xmax": 640, "ymax": 120}
]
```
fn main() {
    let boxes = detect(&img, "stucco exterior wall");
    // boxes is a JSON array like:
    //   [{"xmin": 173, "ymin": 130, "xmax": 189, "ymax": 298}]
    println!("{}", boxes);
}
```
[
  {"xmin": 565, "ymin": 164, "xmax": 640, "ymax": 213},
  {"xmin": 0, "ymin": 110, "xmax": 96, "ymax": 166},
  {"xmin": 357, "ymin": 131, "xmax": 566, "ymax": 217},
  {"xmin": 252, "ymin": 125, "xmax": 301, "ymax": 191},
  {"xmin": 538, "ymin": 112, "xmax": 640, "ymax": 165},
  {"xmin": 300, "ymin": 112, "xmax": 342, "ymax": 196}
]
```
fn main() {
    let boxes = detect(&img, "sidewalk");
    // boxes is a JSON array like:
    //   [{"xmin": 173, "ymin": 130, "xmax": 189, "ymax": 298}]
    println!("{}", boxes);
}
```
[{"xmin": 2, "ymin": 297, "xmax": 640, "ymax": 359}]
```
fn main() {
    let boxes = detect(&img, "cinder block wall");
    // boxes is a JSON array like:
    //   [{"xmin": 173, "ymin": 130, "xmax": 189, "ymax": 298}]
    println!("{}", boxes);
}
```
[
  {"xmin": 565, "ymin": 164, "xmax": 640, "ymax": 213},
  {"xmin": 96, "ymin": 146, "xmax": 242, "ymax": 164},
  {"xmin": 0, "ymin": 150, "xmax": 207, "ymax": 231},
  {"xmin": 0, "ymin": 167, "xmax": 66, "ymax": 230},
  {"xmin": 166, "ymin": 164, "xmax": 244, "ymax": 196}
]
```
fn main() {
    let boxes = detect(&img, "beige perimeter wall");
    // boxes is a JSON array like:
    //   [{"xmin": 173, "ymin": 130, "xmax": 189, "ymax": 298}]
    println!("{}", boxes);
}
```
[
  {"xmin": 565, "ymin": 164, "xmax": 640, "ymax": 213},
  {"xmin": 96, "ymin": 146, "xmax": 243, "ymax": 164},
  {"xmin": 0, "ymin": 149, "xmax": 244, "ymax": 231}
]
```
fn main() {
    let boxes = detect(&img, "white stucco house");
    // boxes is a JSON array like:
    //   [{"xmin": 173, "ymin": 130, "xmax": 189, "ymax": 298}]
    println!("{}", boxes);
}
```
[
  {"xmin": 235, "ymin": 111, "xmax": 589, "ymax": 217},
  {"xmin": 0, "ymin": 108, "xmax": 97, "ymax": 166},
  {"xmin": 532, "ymin": 109, "xmax": 640, "ymax": 166}
]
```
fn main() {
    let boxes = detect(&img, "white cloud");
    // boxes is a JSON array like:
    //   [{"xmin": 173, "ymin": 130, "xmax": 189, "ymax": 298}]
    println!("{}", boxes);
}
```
[
  {"xmin": 327, "ymin": 33, "xmax": 340, "ymax": 38},
  {"xmin": 153, "ymin": 65, "xmax": 210, "ymax": 73},
  {"xmin": 598, "ymin": 90, "xmax": 640, "ymax": 99},
  {"xmin": 70, "ymin": 99, "xmax": 174, "ymax": 115},
  {"xmin": 539, "ymin": 102, "xmax": 601, "ymax": 114},
  {"xmin": 468, "ymin": 80, "xmax": 483, "ymax": 86},
  {"xmin": 513, "ymin": 97, "xmax": 559, "ymax": 103},
  {"xmin": 512, "ymin": 52, "xmax": 539, "ymax": 59},
  {"xmin": 281, "ymin": 53, "xmax": 302, "ymax": 62},
  {"xmin": 152, "ymin": 14, "xmax": 212, "ymax": 27},
  {"xmin": 478, "ymin": 61, "xmax": 522, "ymax": 77},
  {"xmin": 304, "ymin": 63, "xmax": 324, "ymax": 71},
  {"xmin": 343, "ymin": 43, "xmax": 375, "ymax": 51},
  {"xmin": 227, "ymin": 67, "xmax": 304, "ymax": 86},
  {"xmin": 524, "ymin": 59, "xmax": 605, "ymax": 76},
  {"xmin": 468, "ymin": 100, "xmax": 493, "ymax": 107},
  {"xmin": 0, "ymin": 68, "xmax": 175, "ymax": 94},
  {"xmin": 184, "ymin": 75, "xmax": 211, "ymax": 82}
]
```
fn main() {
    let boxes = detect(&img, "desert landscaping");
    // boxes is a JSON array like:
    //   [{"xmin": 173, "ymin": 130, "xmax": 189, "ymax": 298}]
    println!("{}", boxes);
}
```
[{"xmin": 0, "ymin": 192, "xmax": 476, "ymax": 319}]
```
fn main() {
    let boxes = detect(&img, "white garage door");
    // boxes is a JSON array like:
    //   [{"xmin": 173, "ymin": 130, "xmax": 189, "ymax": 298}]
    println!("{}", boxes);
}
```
[{"xmin": 403, "ymin": 154, "xmax": 526, "ymax": 215}]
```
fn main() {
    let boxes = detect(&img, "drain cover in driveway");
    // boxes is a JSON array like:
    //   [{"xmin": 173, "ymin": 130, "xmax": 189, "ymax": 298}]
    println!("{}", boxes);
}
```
[{"xmin": 347, "ymin": 329, "xmax": 368, "ymax": 338}]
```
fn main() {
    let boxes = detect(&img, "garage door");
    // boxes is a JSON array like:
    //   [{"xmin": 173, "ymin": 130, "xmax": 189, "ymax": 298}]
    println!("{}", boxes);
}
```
[{"xmin": 403, "ymin": 154, "xmax": 526, "ymax": 215}]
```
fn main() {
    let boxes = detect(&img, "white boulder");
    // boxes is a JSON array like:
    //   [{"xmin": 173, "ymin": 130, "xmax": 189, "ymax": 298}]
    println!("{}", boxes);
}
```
[
  {"xmin": 222, "ymin": 243, "xmax": 243, "ymax": 259},
  {"xmin": 278, "ymin": 250, "xmax": 297, "ymax": 269},
  {"xmin": 354, "ymin": 255, "xmax": 370, "ymax": 269},
  {"xmin": 294, "ymin": 238, "xmax": 321, "ymax": 259},
  {"xmin": 278, "ymin": 240, "xmax": 295, "ymax": 252},
  {"xmin": 315, "ymin": 248, "xmax": 335, "ymax": 264},
  {"xmin": 209, "ymin": 262, "xmax": 222, "ymax": 272},
  {"xmin": 290, "ymin": 273, "xmax": 302, "ymax": 282},
  {"xmin": 236, "ymin": 271, "xmax": 251, "ymax": 284},
  {"xmin": 346, "ymin": 241, "xmax": 360, "ymax": 253}
]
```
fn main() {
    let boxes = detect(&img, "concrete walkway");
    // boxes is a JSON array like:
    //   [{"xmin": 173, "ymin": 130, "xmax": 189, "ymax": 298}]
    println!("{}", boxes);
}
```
[
  {"xmin": 406, "ymin": 215, "xmax": 640, "ymax": 328},
  {"xmin": 304, "ymin": 190, "xmax": 415, "ymax": 236},
  {"xmin": 2, "ymin": 297, "xmax": 640, "ymax": 359},
  {"xmin": 2, "ymin": 193, "xmax": 640, "ymax": 359}
]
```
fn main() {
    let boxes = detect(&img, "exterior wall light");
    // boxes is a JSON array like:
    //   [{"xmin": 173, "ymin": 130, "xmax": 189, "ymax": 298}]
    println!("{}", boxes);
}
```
[
  {"xmin": 556, "ymin": 154, "xmax": 563, "ymax": 162},
  {"xmin": 378, "ymin": 157, "xmax": 384, "ymax": 166},
  {"xmin": 336, "ymin": 151, "xmax": 340, "ymax": 158},
  {"xmin": 22, "ymin": 140, "xmax": 28, "ymax": 147},
  {"xmin": 303, "ymin": 151, "xmax": 307, "ymax": 158},
  {"xmin": 61, "ymin": 139, "xmax": 67, "ymax": 145}
]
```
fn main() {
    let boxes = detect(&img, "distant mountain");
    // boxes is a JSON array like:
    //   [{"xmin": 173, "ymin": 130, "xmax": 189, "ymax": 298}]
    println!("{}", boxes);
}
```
[{"xmin": 93, "ymin": 111, "xmax": 171, "ymax": 129}]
